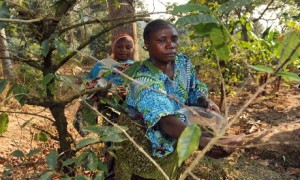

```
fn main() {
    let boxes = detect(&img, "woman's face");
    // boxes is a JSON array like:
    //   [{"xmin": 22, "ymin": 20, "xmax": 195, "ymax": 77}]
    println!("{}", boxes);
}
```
[
  {"xmin": 145, "ymin": 25, "xmax": 179, "ymax": 64},
  {"xmin": 113, "ymin": 37, "xmax": 134, "ymax": 61}
]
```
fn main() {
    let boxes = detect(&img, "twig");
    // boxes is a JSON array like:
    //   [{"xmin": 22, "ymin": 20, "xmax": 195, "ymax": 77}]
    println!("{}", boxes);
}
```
[{"xmin": 0, "ymin": 110, "xmax": 55, "ymax": 123}]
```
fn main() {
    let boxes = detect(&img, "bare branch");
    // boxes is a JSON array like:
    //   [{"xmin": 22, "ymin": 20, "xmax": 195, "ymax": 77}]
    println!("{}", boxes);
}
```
[
  {"xmin": 58, "ymin": 13, "xmax": 150, "ymax": 35},
  {"xmin": 253, "ymin": 0, "xmax": 275, "ymax": 23},
  {"xmin": 31, "ymin": 123, "xmax": 59, "ymax": 141},
  {"xmin": 0, "ymin": 110, "xmax": 55, "ymax": 123}
]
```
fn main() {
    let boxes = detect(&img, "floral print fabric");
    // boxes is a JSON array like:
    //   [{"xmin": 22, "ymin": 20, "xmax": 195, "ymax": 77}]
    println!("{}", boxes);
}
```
[{"xmin": 126, "ymin": 53, "xmax": 208, "ymax": 157}]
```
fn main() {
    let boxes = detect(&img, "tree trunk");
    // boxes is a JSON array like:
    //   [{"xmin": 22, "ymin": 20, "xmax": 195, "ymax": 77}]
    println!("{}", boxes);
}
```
[
  {"xmin": 0, "ymin": 29, "xmax": 13, "ymax": 79},
  {"xmin": 49, "ymin": 104, "xmax": 75, "ymax": 174},
  {"xmin": 259, "ymin": 73, "xmax": 268, "ymax": 96},
  {"xmin": 108, "ymin": 0, "xmax": 139, "ymax": 61}
]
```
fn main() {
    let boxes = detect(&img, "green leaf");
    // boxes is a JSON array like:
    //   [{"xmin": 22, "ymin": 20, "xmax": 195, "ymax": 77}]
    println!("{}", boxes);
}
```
[
  {"xmin": 210, "ymin": 27, "xmax": 230, "ymax": 60},
  {"xmin": 94, "ymin": 171, "xmax": 105, "ymax": 180},
  {"xmin": 276, "ymin": 31, "xmax": 300, "ymax": 62},
  {"xmin": 0, "ymin": 2, "xmax": 10, "ymax": 29},
  {"xmin": 0, "ymin": 113, "xmax": 9, "ymax": 136},
  {"xmin": 13, "ymin": 85, "xmax": 28, "ymax": 106},
  {"xmin": 143, "ymin": 60, "xmax": 160, "ymax": 75},
  {"xmin": 74, "ymin": 175, "xmax": 91, "ymax": 180},
  {"xmin": 39, "ymin": 171, "xmax": 53, "ymax": 180},
  {"xmin": 103, "ymin": 126, "xmax": 128, "ymax": 135},
  {"xmin": 21, "ymin": 118, "xmax": 33, "ymax": 129},
  {"xmin": 46, "ymin": 151, "xmax": 58, "ymax": 170},
  {"xmin": 194, "ymin": 23, "xmax": 217, "ymax": 37},
  {"xmin": 171, "ymin": 4, "xmax": 210, "ymax": 14},
  {"xmin": 86, "ymin": 152, "xmax": 98, "ymax": 171},
  {"xmin": 248, "ymin": 65, "xmax": 274, "ymax": 73},
  {"xmin": 34, "ymin": 132, "xmax": 48, "ymax": 142},
  {"xmin": 11, "ymin": 150, "xmax": 25, "ymax": 158},
  {"xmin": 210, "ymin": 27, "xmax": 227, "ymax": 46},
  {"xmin": 101, "ymin": 133, "xmax": 126, "ymax": 143},
  {"xmin": 3, "ymin": 164, "xmax": 13, "ymax": 177},
  {"xmin": 0, "ymin": 79, "xmax": 7, "ymax": 94},
  {"xmin": 27, "ymin": 148, "xmax": 41, "ymax": 158},
  {"xmin": 76, "ymin": 137, "xmax": 100, "ymax": 150},
  {"xmin": 277, "ymin": 71, "xmax": 300, "ymax": 81},
  {"xmin": 124, "ymin": 61, "xmax": 141, "ymax": 84},
  {"xmin": 177, "ymin": 124, "xmax": 201, "ymax": 166},
  {"xmin": 60, "ymin": 177, "xmax": 72, "ymax": 180},
  {"xmin": 219, "ymin": 0, "xmax": 254, "ymax": 13},
  {"xmin": 62, "ymin": 158, "xmax": 76, "ymax": 166},
  {"xmin": 82, "ymin": 126, "xmax": 104, "ymax": 134},
  {"xmin": 176, "ymin": 14, "xmax": 217, "ymax": 26},
  {"xmin": 54, "ymin": 39, "xmax": 68, "ymax": 57},
  {"xmin": 215, "ymin": 44, "xmax": 230, "ymax": 61},
  {"xmin": 42, "ymin": 39, "xmax": 50, "ymax": 57},
  {"xmin": 75, "ymin": 151, "xmax": 90, "ymax": 166},
  {"xmin": 97, "ymin": 159, "xmax": 108, "ymax": 172},
  {"xmin": 42, "ymin": 73, "xmax": 55, "ymax": 86}
]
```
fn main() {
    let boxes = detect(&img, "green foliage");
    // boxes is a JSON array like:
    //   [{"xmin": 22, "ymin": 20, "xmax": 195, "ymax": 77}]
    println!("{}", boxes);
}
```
[
  {"xmin": 176, "ymin": 14, "xmax": 218, "ymax": 26},
  {"xmin": 177, "ymin": 124, "xmax": 201, "ymax": 166},
  {"xmin": 219, "ymin": 0, "xmax": 254, "ymax": 13},
  {"xmin": 27, "ymin": 148, "xmax": 41, "ymax": 157},
  {"xmin": 46, "ymin": 151, "xmax": 58, "ymax": 170},
  {"xmin": 34, "ymin": 132, "xmax": 48, "ymax": 142},
  {"xmin": 209, "ymin": 27, "xmax": 229, "ymax": 60},
  {"xmin": 172, "ymin": 4, "xmax": 210, "ymax": 14},
  {"xmin": 41, "ymin": 73, "xmax": 55, "ymax": 87},
  {"xmin": 12, "ymin": 85, "xmax": 28, "ymax": 106},
  {"xmin": 0, "ymin": 79, "xmax": 7, "ymax": 94},
  {"xmin": 54, "ymin": 38, "xmax": 68, "ymax": 58},
  {"xmin": 0, "ymin": 113, "xmax": 9, "ymax": 136},
  {"xmin": 124, "ymin": 61, "xmax": 141, "ymax": 83},
  {"xmin": 277, "ymin": 71, "xmax": 300, "ymax": 81},
  {"xmin": 76, "ymin": 137, "xmax": 100, "ymax": 150},
  {"xmin": 275, "ymin": 31, "xmax": 300, "ymax": 63},
  {"xmin": 0, "ymin": 2, "xmax": 10, "ymax": 29},
  {"xmin": 2, "ymin": 164, "xmax": 13, "ymax": 178},
  {"xmin": 11, "ymin": 150, "xmax": 25, "ymax": 158},
  {"xmin": 39, "ymin": 171, "xmax": 54, "ymax": 180},
  {"xmin": 248, "ymin": 65, "xmax": 274, "ymax": 73},
  {"xmin": 41, "ymin": 39, "xmax": 50, "ymax": 57}
]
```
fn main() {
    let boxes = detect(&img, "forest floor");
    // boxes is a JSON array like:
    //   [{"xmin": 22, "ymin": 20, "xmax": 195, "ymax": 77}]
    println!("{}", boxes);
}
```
[{"xmin": 0, "ymin": 80, "xmax": 299, "ymax": 179}]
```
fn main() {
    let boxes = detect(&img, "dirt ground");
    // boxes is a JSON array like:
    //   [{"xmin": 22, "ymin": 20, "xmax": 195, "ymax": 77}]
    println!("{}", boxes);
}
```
[{"xmin": 0, "ymin": 80, "xmax": 299, "ymax": 179}]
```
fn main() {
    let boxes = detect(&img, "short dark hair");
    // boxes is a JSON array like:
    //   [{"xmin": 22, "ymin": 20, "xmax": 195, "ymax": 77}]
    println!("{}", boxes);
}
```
[{"xmin": 143, "ymin": 19, "xmax": 176, "ymax": 41}]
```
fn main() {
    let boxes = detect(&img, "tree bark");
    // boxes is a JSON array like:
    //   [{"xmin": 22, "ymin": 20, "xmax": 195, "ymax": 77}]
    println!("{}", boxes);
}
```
[
  {"xmin": 49, "ymin": 104, "xmax": 75, "ymax": 174},
  {"xmin": 0, "ymin": 29, "xmax": 13, "ymax": 79},
  {"xmin": 108, "ymin": 0, "xmax": 139, "ymax": 61}
]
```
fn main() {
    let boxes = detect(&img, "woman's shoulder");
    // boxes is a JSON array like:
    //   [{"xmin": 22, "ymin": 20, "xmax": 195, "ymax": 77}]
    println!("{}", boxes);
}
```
[
  {"xmin": 175, "ymin": 53, "xmax": 192, "ymax": 67},
  {"xmin": 176, "ymin": 53, "xmax": 190, "ymax": 62}
]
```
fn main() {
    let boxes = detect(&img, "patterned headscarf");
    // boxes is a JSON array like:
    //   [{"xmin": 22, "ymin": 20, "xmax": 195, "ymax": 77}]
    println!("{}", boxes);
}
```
[
  {"xmin": 110, "ymin": 33, "xmax": 134, "ymax": 58},
  {"xmin": 113, "ymin": 33, "xmax": 134, "ymax": 46}
]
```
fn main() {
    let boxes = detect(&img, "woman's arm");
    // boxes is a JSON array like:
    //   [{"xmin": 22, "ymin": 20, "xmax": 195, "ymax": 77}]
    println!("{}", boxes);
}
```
[{"xmin": 158, "ymin": 115, "xmax": 211, "ymax": 149}]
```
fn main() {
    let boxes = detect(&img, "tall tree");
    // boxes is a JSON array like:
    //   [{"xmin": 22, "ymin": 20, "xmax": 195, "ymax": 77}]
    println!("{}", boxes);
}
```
[{"xmin": 0, "ymin": 29, "xmax": 13, "ymax": 79}]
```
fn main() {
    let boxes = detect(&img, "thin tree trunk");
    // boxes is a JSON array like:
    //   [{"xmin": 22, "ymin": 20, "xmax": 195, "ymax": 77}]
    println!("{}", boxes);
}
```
[
  {"xmin": 0, "ymin": 29, "xmax": 13, "ymax": 79},
  {"xmin": 108, "ymin": 0, "xmax": 139, "ymax": 61},
  {"xmin": 49, "ymin": 104, "xmax": 76, "ymax": 175}
]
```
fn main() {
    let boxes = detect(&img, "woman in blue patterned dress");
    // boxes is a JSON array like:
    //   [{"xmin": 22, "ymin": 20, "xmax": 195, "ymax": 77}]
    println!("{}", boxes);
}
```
[
  {"xmin": 126, "ymin": 19, "xmax": 243, "ymax": 158},
  {"xmin": 74, "ymin": 34, "xmax": 135, "ymax": 136}
]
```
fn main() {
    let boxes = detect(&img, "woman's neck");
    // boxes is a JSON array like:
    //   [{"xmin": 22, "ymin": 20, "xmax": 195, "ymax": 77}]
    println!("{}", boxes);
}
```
[{"xmin": 151, "ymin": 60, "xmax": 174, "ymax": 80}]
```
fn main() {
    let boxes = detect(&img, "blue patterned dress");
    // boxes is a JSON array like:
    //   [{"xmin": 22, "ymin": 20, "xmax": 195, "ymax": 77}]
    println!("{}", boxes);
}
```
[{"xmin": 126, "ymin": 53, "xmax": 208, "ymax": 157}]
